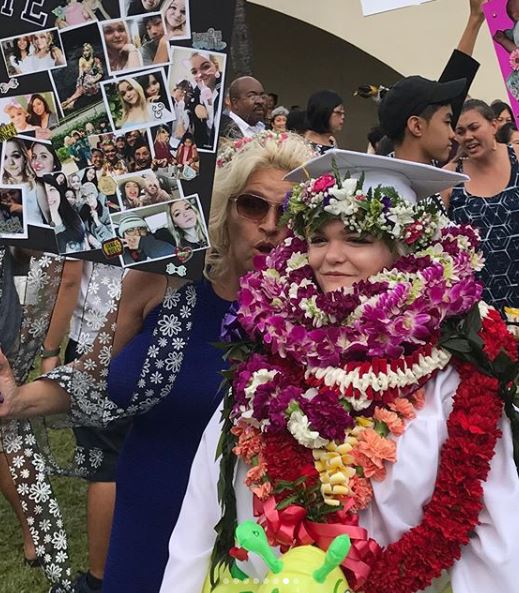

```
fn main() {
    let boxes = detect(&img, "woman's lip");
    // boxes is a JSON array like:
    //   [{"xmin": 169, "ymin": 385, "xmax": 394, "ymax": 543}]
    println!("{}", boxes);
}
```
[{"xmin": 323, "ymin": 272, "xmax": 351, "ymax": 277}]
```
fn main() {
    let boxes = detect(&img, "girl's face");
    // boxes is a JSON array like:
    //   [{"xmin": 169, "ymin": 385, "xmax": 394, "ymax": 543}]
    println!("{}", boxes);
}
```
[
  {"xmin": 33, "ymin": 33, "xmax": 50, "ymax": 51},
  {"xmin": 56, "ymin": 173, "xmax": 66, "ymax": 185},
  {"xmin": 84, "ymin": 190, "xmax": 98, "ymax": 208},
  {"xmin": 86, "ymin": 168, "xmax": 96, "ymax": 181},
  {"xmin": 142, "ymin": 0, "xmax": 161, "ymax": 9},
  {"xmin": 17, "ymin": 37, "xmax": 28, "ymax": 50},
  {"xmin": 165, "ymin": 0, "xmax": 186, "ymax": 29},
  {"xmin": 4, "ymin": 141, "xmax": 25, "ymax": 178},
  {"xmin": 44, "ymin": 184, "xmax": 61, "ymax": 209},
  {"xmin": 173, "ymin": 87, "xmax": 185, "ymax": 101},
  {"xmin": 145, "ymin": 75, "xmax": 161, "ymax": 98},
  {"xmin": 31, "ymin": 144, "xmax": 55, "ymax": 175},
  {"xmin": 32, "ymin": 98, "xmax": 46, "ymax": 116},
  {"xmin": 170, "ymin": 199, "xmax": 197, "ymax": 230},
  {"xmin": 83, "ymin": 45, "xmax": 92, "ymax": 58},
  {"xmin": 455, "ymin": 109, "xmax": 498, "ymax": 159},
  {"xmin": 328, "ymin": 104, "xmax": 346, "ymax": 134},
  {"xmin": 190, "ymin": 54, "xmax": 218, "ymax": 89},
  {"xmin": 119, "ymin": 82, "xmax": 139, "ymax": 106},
  {"xmin": 307, "ymin": 219, "xmax": 395, "ymax": 294},
  {"xmin": 116, "ymin": 137, "xmax": 126, "ymax": 150},
  {"xmin": 183, "ymin": 138, "xmax": 192, "ymax": 148},
  {"xmin": 8, "ymin": 108, "xmax": 28, "ymax": 129},
  {"xmin": 65, "ymin": 189, "xmax": 76, "ymax": 206},
  {"xmin": 104, "ymin": 22, "xmax": 128, "ymax": 50},
  {"xmin": 124, "ymin": 181, "xmax": 140, "ymax": 199},
  {"xmin": 69, "ymin": 175, "xmax": 81, "ymax": 191},
  {"xmin": 497, "ymin": 108, "xmax": 513, "ymax": 128},
  {"xmin": 85, "ymin": 123, "xmax": 95, "ymax": 134}
]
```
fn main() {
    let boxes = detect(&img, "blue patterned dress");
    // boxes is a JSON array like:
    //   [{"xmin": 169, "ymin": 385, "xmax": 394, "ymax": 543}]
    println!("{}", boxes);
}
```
[{"xmin": 449, "ymin": 145, "xmax": 519, "ymax": 312}]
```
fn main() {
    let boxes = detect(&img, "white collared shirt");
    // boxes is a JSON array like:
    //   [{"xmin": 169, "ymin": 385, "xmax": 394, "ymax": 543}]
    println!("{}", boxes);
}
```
[{"xmin": 228, "ymin": 111, "xmax": 265, "ymax": 138}]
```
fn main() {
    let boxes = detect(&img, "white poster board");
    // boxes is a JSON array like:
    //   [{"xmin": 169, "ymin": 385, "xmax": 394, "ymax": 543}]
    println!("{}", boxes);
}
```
[{"xmin": 361, "ymin": 0, "xmax": 433, "ymax": 16}]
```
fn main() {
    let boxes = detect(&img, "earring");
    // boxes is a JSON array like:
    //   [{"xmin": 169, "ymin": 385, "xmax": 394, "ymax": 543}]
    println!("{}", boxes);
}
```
[{"xmin": 215, "ymin": 72, "xmax": 221, "ymax": 79}]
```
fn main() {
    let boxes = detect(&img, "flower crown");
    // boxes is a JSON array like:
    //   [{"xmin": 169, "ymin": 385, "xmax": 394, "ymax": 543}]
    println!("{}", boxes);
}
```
[
  {"xmin": 281, "ymin": 163, "xmax": 448, "ymax": 253},
  {"xmin": 216, "ymin": 130, "xmax": 290, "ymax": 168}
]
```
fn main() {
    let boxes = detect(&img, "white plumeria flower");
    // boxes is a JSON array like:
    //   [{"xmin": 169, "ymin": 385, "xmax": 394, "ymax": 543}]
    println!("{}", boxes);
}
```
[{"xmin": 287, "ymin": 410, "xmax": 328, "ymax": 449}]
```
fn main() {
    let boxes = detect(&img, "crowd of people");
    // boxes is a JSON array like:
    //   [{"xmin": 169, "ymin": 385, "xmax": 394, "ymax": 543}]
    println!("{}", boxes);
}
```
[{"xmin": 0, "ymin": 1, "xmax": 518, "ymax": 593}]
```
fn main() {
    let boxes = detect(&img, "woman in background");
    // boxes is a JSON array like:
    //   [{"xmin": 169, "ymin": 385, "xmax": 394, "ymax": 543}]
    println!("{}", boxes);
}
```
[
  {"xmin": 8, "ymin": 35, "xmax": 33, "ymax": 75},
  {"xmin": 61, "ymin": 43, "xmax": 104, "ymax": 111},
  {"xmin": 30, "ymin": 142, "xmax": 61, "ymax": 177},
  {"xmin": 444, "ymin": 99, "xmax": 519, "ymax": 313},
  {"xmin": 304, "ymin": 89, "xmax": 345, "ymax": 153},
  {"xmin": 27, "ymin": 94, "xmax": 58, "ymax": 136},
  {"xmin": 162, "ymin": 0, "xmax": 187, "ymax": 39}
]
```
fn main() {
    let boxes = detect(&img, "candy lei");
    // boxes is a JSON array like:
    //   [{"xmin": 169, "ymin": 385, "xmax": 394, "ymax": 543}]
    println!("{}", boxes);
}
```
[{"xmin": 216, "ymin": 224, "xmax": 519, "ymax": 592}]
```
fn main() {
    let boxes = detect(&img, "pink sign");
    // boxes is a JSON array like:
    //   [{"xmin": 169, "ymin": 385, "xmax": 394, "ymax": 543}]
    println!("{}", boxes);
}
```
[{"xmin": 483, "ymin": 0, "xmax": 519, "ymax": 118}]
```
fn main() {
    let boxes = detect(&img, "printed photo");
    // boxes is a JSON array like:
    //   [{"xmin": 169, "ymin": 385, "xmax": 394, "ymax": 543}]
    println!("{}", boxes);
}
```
[
  {"xmin": 115, "ymin": 169, "xmax": 181, "ymax": 209},
  {"xmin": 0, "ymin": 92, "xmax": 59, "ymax": 141},
  {"xmin": 99, "ymin": 12, "xmax": 170, "ymax": 76},
  {"xmin": 111, "ymin": 194, "xmax": 206, "ymax": 266},
  {"xmin": 101, "ymin": 68, "xmax": 174, "ymax": 132},
  {"xmin": 51, "ymin": 22, "xmax": 108, "ymax": 114},
  {"xmin": 0, "ymin": 185, "xmax": 27, "ymax": 238},
  {"xmin": 168, "ymin": 47, "xmax": 227, "ymax": 152},
  {"xmin": 1, "ymin": 29, "xmax": 67, "ymax": 78},
  {"xmin": 123, "ymin": 0, "xmax": 166, "ymax": 17},
  {"xmin": 111, "ymin": 202, "xmax": 176, "ymax": 266},
  {"xmin": 151, "ymin": 122, "xmax": 199, "ymax": 181},
  {"xmin": 484, "ymin": 1, "xmax": 519, "ymax": 115},
  {"xmin": 0, "ymin": 137, "xmax": 70, "ymax": 228},
  {"xmin": 40, "ymin": 172, "xmax": 93, "ymax": 254},
  {"xmin": 161, "ymin": 0, "xmax": 191, "ymax": 41},
  {"xmin": 51, "ymin": 105, "xmax": 114, "ymax": 174},
  {"xmin": 53, "ymin": 0, "xmax": 121, "ymax": 30}
]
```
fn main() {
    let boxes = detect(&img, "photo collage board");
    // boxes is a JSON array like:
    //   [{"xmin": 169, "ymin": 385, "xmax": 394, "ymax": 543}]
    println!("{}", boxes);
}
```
[
  {"xmin": 484, "ymin": 0, "xmax": 519, "ymax": 121},
  {"xmin": 0, "ymin": 0, "xmax": 236, "ymax": 279}
]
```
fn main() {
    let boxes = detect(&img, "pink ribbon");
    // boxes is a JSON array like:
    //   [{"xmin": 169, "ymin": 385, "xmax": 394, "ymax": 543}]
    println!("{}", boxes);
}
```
[{"xmin": 254, "ymin": 496, "xmax": 380, "ymax": 590}]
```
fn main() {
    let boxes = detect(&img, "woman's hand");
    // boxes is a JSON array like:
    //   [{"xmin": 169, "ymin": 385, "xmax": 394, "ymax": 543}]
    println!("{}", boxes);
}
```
[
  {"xmin": 51, "ymin": 47, "xmax": 66, "ymax": 66},
  {"xmin": 0, "ymin": 349, "xmax": 21, "ymax": 417}
]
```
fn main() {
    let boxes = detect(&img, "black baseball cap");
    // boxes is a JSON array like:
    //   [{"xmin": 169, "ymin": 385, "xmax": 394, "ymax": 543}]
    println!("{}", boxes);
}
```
[{"xmin": 378, "ymin": 76, "xmax": 467, "ymax": 139}]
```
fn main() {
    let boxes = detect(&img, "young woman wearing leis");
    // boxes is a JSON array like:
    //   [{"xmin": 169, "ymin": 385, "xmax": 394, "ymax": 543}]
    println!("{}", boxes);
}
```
[{"xmin": 161, "ymin": 150, "xmax": 519, "ymax": 593}]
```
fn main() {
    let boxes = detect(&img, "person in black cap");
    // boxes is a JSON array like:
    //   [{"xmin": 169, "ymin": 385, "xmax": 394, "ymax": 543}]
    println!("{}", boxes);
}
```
[
  {"xmin": 378, "ymin": 0, "xmax": 485, "ymax": 165},
  {"xmin": 378, "ymin": 75, "xmax": 466, "ymax": 165}
]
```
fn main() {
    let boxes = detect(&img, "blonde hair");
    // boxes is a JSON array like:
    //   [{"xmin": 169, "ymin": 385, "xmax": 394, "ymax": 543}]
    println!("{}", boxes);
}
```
[
  {"xmin": 167, "ymin": 198, "xmax": 206, "ymax": 246},
  {"xmin": 205, "ymin": 132, "xmax": 315, "ymax": 283},
  {"xmin": 2, "ymin": 138, "xmax": 36, "ymax": 187},
  {"xmin": 117, "ymin": 78, "xmax": 148, "ymax": 126}
]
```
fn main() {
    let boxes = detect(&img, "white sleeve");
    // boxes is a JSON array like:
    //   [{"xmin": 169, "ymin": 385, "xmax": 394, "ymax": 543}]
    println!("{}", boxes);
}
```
[
  {"xmin": 451, "ymin": 415, "xmax": 519, "ymax": 593},
  {"xmin": 159, "ymin": 405, "xmax": 223, "ymax": 593}
]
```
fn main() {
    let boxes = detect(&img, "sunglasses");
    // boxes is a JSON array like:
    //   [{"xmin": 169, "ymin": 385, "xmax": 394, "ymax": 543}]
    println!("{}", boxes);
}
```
[{"xmin": 231, "ymin": 193, "xmax": 284, "ymax": 222}]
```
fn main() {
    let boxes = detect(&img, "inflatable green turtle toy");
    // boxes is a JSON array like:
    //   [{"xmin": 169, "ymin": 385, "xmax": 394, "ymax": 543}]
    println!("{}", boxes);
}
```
[{"xmin": 202, "ymin": 520, "xmax": 351, "ymax": 593}]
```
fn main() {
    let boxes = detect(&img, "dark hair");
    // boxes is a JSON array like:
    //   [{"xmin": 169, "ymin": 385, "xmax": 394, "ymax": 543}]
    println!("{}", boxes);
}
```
[
  {"xmin": 375, "ymin": 135, "xmax": 395, "ymax": 156},
  {"xmin": 91, "ymin": 148, "xmax": 104, "ymax": 158},
  {"xmin": 12, "ymin": 35, "xmax": 31, "ymax": 62},
  {"xmin": 496, "ymin": 122, "xmax": 518, "ymax": 144},
  {"xmin": 286, "ymin": 108, "xmax": 307, "ymax": 134},
  {"xmin": 41, "ymin": 174, "xmax": 85, "ymax": 243},
  {"xmin": 367, "ymin": 125, "xmax": 385, "ymax": 148},
  {"xmin": 305, "ymin": 90, "xmax": 343, "ymax": 134},
  {"xmin": 144, "ymin": 14, "xmax": 162, "ymax": 26},
  {"xmin": 79, "ymin": 200, "xmax": 103, "ymax": 223},
  {"xmin": 268, "ymin": 92, "xmax": 278, "ymax": 104},
  {"xmin": 27, "ymin": 93, "xmax": 52, "ymax": 126},
  {"xmin": 461, "ymin": 99, "xmax": 495, "ymax": 122},
  {"xmin": 30, "ymin": 141, "xmax": 61, "ymax": 173},
  {"xmin": 490, "ymin": 100, "xmax": 515, "ymax": 122},
  {"xmin": 82, "ymin": 167, "xmax": 98, "ymax": 187}
]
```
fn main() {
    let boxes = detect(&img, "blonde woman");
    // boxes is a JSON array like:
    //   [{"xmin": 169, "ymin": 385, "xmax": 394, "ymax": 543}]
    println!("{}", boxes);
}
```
[
  {"xmin": 102, "ymin": 20, "xmax": 143, "ymax": 73},
  {"xmin": 162, "ymin": 0, "xmax": 188, "ymax": 39},
  {"xmin": 30, "ymin": 31, "xmax": 65, "ymax": 71},
  {"xmin": 116, "ymin": 78, "xmax": 151, "ymax": 129},
  {"xmin": 3, "ymin": 100, "xmax": 35, "ymax": 135},
  {"xmin": 154, "ymin": 198, "xmax": 207, "ymax": 249},
  {"xmin": 61, "ymin": 43, "xmax": 104, "ymax": 110},
  {"xmin": 2, "ymin": 138, "xmax": 47, "ymax": 226}
]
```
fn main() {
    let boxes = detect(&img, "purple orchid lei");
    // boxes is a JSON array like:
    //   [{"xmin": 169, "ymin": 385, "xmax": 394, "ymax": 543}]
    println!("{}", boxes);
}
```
[{"xmin": 235, "ymin": 224, "xmax": 483, "ymax": 370}]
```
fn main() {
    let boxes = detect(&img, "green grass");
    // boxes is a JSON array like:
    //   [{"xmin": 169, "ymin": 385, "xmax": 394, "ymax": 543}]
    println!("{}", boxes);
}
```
[{"xmin": 0, "ymin": 428, "xmax": 88, "ymax": 593}]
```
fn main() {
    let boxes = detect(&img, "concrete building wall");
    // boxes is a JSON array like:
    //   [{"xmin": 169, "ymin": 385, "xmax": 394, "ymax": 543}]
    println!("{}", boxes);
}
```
[{"xmin": 244, "ymin": 0, "xmax": 508, "ymax": 150}]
